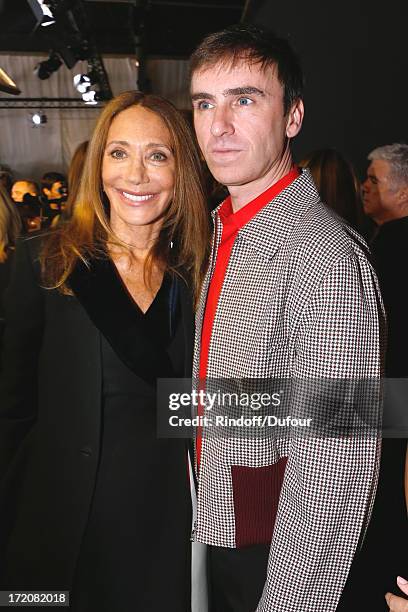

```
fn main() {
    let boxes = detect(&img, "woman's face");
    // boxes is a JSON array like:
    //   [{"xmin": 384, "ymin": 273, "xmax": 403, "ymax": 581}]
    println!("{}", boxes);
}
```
[{"xmin": 102, "ymin": 105, "xmax": 175, "ymax": 235}]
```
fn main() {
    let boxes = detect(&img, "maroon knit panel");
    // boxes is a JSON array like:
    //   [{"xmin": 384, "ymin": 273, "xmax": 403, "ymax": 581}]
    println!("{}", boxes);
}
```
[{"xmin": 231, "ymin": 457, "xmax": 288, "ymax": 548}]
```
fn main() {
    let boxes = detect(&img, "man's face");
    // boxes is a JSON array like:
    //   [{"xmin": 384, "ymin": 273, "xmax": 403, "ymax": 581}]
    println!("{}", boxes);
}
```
[
  {"xmin": 45, "ymin": 180, "xmax": 65, "ymax": 200},
  {"xmin": 191, "ymin": 59, "xmax": 302, "ymax": 197},
  {"xmin": 362, "ymin": 159, "xmax": 406, "ymax": 224},
  {"xmin": 11, "ymin": 180, "xmax": 37, "ymax": 203}
]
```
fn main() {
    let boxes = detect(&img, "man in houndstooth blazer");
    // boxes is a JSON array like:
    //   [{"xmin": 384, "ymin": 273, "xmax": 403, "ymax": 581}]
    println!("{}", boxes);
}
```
[{"xmin": 190, "ymin": 25, "xmax": 385, "ymax": 612}]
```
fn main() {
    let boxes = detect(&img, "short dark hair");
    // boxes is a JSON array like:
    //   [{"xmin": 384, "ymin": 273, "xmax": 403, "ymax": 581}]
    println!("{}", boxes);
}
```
[
  {"xmin": 41, "ymin": 172, "xmax": 66, "ymax": 193},
  {"xmin": 190, "ymin": 24, "xmax": 304, "ymax": 115}
]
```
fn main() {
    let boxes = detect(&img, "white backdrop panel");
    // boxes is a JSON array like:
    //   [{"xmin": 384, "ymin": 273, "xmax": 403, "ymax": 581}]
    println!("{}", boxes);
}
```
[{"xmin": 0, "ymin": 54, "xmax": 190, "ymax": 181}]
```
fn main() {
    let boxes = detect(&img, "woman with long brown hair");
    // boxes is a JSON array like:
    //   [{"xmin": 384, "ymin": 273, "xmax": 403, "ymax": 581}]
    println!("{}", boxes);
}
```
[
  {"xmin": 63, "ymin": 140, "xmax": 89, "ymax": 219},
  {"xmin": 0, "ymin": 91, "xmax": 209, "ymax": 611},
  {"xmin": 298, "ymin": 148, "xmax": 363, "ymax": 229}
]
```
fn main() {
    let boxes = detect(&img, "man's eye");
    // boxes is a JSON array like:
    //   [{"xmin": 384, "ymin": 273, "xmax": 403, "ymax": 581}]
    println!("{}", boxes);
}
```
[
  {"xmin": 237, "ymin": 97, "xmax": 252, "ymax": 106},
  {"xmin": 198, "ymin": 101, "xmax": 214, "ymax": 110},
  {"xmin": 151, "ymin": 152, "xmax": 167, "ymax": 161}
]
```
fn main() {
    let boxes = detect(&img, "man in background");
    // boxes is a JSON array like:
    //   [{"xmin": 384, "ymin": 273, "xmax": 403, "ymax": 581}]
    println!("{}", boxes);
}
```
[
  {"xmin": 40, "ymin": 171, "xmax": 68, "ymax": 226},
  {"xmin": 357, "ymin": 143, "xmax": 408, "ymax": 610},
  {"xmin": 362, "ymin": 143, "xmax": 408, "ymax": 376},
  {"xmin": 11, "ymin": 179, "xmax": 38, "ymax": 205},
  {"xmin": 10, "ymin": 179, "xmax": 41, "ymax": 233}
]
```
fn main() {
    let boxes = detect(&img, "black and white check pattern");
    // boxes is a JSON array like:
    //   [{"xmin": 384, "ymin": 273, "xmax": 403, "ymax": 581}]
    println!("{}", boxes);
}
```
[{"xmin": 193, "ymin": 170, "xmax": 385, "ymax": 611}]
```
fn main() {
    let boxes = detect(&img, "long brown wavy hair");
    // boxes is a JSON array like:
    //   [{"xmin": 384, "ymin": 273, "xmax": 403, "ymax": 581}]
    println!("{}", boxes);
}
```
[
  {"xmin": 64, "ymin": 140, "xmax": 89, "ymax": 219},
  {"xmin": 40, "ymin": 91, "xmax": 210, "ymax": 304},
  {"xmin": 299, "ymin": 149, "xmax": 362, "ymax": 229}
]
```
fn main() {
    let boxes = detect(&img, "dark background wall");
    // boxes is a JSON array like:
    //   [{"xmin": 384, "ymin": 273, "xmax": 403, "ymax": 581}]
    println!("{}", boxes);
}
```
[{"xmin": 250, "ymin": 0, "xmax": 408, "ymax": 178}]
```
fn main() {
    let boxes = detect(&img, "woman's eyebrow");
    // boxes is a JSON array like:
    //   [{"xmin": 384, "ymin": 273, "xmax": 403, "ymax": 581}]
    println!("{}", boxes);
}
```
[
  {"xmin": 106, "ymin": 140, "xmax": 171, "ymax": 149},
  {"xmin": 106, "ymin": 140, "xmax": 129, "ymax": 147}
]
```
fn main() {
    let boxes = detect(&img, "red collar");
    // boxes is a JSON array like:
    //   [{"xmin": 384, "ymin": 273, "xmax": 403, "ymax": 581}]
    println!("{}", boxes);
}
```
[{"xmin": 218, "ymin": 166, "xmax": 300, "ymax": 233}]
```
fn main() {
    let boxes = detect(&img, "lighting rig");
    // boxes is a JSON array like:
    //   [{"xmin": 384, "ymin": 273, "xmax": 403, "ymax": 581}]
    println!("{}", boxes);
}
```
[{"xmin": 27, "ymin": 0, "xmax": 113, "ymax": 104}]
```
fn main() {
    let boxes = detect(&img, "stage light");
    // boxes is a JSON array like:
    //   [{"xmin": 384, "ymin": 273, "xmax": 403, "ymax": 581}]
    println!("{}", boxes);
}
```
[
  {"xmin": 73, "ymin": 74, "xmax": 92, "ymax": 94},
  {"xmin": 27, "ymin": 0, "xmax": 56, "ymax": 27},
  {"xmin": 81, "ymin": 90, "xmax": 99, "ymax": 105},
  {"xmin": 34, "ymin": 51, "xmax": 62, "ymax": 80},
  {"xmin": 31, "ymin": 111, "xmax": 47, "ymax": 126}
]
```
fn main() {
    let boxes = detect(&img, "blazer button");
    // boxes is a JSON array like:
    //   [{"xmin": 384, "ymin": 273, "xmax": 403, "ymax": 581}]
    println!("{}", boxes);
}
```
[{"xmin": 80, "ymin": 446, "xmax": 92, "ymax": 457}]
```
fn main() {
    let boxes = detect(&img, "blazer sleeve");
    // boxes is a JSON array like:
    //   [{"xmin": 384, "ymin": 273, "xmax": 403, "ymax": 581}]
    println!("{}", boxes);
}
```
[
  {"xmin": 256, "ymin": 253, "xmax": 384, "ymax": 612},
  {"xmin": 0, "ymin": 238, "xmax": 44, "ymax": 480}
]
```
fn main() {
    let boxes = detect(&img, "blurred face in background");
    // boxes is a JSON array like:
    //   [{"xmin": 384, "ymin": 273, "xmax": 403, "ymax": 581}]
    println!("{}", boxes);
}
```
[
  {"xmin": 0, "ymin": 172, "xmax": 12, "ymax": 193},
  {"xmin": 45, "ymin": 180, "xmax": 66, "ymax": 200},
  {"xmin": 102, "ymin": 105, "xmax": 175, "ymax": 237},
  {"xmin": 362, "ymin": 159, "xmax": 408, "ymax": 224},
  {"xmin": 11, "ymin": 180, "xmax": 38, "ymax": 203}
]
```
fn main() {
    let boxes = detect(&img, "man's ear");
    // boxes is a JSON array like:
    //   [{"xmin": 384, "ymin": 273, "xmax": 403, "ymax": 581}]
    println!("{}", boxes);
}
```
[
  {"xmin": 398, "ymin": 185, "xmax": 408, "ymax": 212},
  {"xmin": 286, "ymin": 99, "xmax": 304, "ymax": 139},
  {"xmin": 43, "ymin": 188, "xmax": 51, "ymax": 199}
]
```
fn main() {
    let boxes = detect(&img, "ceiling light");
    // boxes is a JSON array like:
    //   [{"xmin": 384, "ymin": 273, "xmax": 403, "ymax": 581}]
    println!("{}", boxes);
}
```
[
  {"xmin": 27, "ymin": 0, "xmax": 56, "ymax": 27},
  {"xmin": 31, "ymin": 111, "xmax": 47, "ymax": 126},
  {"xmin": 73, "ymin": 74, "xmax": 92, "ymax": 94},
  {"xmin": 82, "ymin": 90, "xmax": 99, "ymax": 105}
]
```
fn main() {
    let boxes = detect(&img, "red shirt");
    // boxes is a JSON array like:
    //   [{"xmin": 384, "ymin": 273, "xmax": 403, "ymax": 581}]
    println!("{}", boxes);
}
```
[{"xmin": 197, "ymin": 167, "xmax": 300, "ymax": 469}]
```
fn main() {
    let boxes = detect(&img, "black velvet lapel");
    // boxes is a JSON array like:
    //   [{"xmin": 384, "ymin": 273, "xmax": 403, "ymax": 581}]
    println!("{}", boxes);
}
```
[{"xmin": 68, "ymin": 257, "xmax": 177, "ymax": 385}]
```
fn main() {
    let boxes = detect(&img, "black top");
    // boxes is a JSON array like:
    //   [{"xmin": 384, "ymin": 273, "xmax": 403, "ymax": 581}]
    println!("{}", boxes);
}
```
[{"xmin": 71, "ymin": 274, "xmax": 191, "ymax": 612}]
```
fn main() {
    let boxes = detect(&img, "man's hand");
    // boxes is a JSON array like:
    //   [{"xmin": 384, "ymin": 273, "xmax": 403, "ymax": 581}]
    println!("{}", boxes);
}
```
[{"xmin": 385, "ymin": 576, "xmax": 408, "ymax": 611}]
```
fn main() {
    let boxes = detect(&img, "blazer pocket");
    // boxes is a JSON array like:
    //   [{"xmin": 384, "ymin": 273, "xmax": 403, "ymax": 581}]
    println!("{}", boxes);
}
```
[{"xmin": 231, "ymin": 458, "xmax": 287, "ymax": 548}]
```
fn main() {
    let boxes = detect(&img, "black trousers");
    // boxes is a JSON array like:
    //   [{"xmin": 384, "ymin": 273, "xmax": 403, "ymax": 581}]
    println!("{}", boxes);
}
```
[{"xmin": 208, "ymin": 544, "xmax": 270, "ymax": 612}]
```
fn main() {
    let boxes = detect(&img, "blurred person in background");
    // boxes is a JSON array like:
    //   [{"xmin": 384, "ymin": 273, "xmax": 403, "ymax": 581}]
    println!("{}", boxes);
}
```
[
  {"xmin": 362, "ymin": 143, "xmax": 408, "ymax": 377},
  {"xmin": 11, "ymin": 179, "xmax": 38, "ymax": 204},
  {"xmin": 40, "ymin": 171, "xmax": 68, "ymax": 227},
  {"xmin": 340, "ymin": 143, "xmax": 408, "ymax": 610},
  {"xmin": 0, "ymin": 184, "xmax": 21, "ymax": 337},
  {"xmin": 0, "ymin": 165, "xmax": 13, "ymax": 194},
  {"xmin": 11, "ymin": 179, "xmax": 41, "ymax": 234},
  {"xmin": 0, "ymin": 91, "xmax": 209, "ymax": 611},
  {"xmin": 298, "ymin": 148, "xmax": 364, "ymax": 230}
]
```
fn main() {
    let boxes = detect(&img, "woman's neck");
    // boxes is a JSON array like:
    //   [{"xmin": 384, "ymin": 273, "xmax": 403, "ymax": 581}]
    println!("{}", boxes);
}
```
[{"xmin": 109, "ymin": 217, "xmax": 162, "ymax": 256}]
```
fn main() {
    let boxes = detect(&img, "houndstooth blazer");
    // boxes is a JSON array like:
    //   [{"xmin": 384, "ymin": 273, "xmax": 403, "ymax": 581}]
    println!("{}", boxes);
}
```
[{"xmin": 192, "ymin": 169, "xmax": 385, "ymax": 612}]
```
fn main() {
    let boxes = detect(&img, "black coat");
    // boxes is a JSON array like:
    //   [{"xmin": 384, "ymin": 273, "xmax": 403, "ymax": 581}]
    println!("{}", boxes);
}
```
[
  {"xmin": 338, "ymin": 217, "xmax": 408, "ymax": 611},
  {"xmin": 0, "ymin": 235, "xmax": 194, "ymax": 598},
  {"xmin": 371, "ymin": 216, "xmax": 408, "ymax": 377}
]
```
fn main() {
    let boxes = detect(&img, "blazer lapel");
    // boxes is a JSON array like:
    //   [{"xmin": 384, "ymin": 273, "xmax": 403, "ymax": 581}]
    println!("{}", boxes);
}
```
[{"xmin": 68, "ymin": 256, "xmax": 174, "ymax": 385}]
